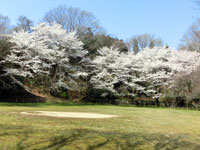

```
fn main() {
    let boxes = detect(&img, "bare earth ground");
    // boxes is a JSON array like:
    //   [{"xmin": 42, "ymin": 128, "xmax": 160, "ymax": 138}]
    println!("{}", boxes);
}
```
[{"xmin": 21, "ymin": 111, "xmax": 118, "ymax": 118}]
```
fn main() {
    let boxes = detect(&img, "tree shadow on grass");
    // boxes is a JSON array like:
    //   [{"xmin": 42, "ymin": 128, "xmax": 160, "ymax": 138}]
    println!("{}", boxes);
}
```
[{"xmin": 0, "ymin": 124, "xmax": 200, "ymax": 150}]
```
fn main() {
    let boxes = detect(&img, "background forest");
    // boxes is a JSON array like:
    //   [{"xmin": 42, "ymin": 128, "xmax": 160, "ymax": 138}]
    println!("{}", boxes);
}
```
[{"xmin": 1, "ymin": 1, "xmax": 200, "ymax": 109}]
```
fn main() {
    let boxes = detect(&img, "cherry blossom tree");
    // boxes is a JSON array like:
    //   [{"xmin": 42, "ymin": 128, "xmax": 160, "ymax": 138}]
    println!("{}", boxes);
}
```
[
  {"xmin": 2, "ymin": 23, "xmax": 89, "ymax": 88},
  {"xmin": 90, "ymin": 46, "xmax": 200, "ymax": 100},
  {"xmin": 2, "ymin": 22, "xmax": 200, "ymax": 101}
]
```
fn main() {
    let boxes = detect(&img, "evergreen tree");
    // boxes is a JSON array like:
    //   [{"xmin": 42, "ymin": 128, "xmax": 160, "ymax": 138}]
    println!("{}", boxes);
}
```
[
  {"xmin": 149, "ymin": 41, "xmax": 155, "ymax": 48},
  {"xmin": 133, "ymin": 39, "xmax": 139, "ymax": 54}
]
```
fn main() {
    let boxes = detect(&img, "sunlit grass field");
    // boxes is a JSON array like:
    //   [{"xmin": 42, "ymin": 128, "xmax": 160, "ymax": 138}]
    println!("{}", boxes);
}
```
[{"xmin": 0, "ymin": 103, "xmax": 200, "ymax": 150}]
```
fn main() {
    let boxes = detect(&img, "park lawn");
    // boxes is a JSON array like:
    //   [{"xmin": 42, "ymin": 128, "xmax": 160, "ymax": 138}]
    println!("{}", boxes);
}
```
[{"xmin": 0, "ymin": 103, "xmax": 200, "ymax": 150}]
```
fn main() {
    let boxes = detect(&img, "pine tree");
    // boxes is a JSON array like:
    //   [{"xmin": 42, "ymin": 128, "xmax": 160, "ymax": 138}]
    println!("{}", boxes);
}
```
[
  {"xmin": 149, "ymin": 41, "xmax": 155, "ymax": 48},
  {"xmin": 133, "ymin": 39, "xmax": 139, "ymax": 54}
]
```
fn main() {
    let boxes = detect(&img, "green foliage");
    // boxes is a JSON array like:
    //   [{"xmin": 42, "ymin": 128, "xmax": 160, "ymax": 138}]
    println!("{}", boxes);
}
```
[
  {"xmin": 133, "ymin": 39, "xmax": 139, "ymax": 54},
  {"xmin": 86, "ymin": 86, "xmax": 118, "ymax": 104},
  {"xmin": 149, "ymin": 41, "xmax": 155, "ymax": 48},
  {"xmin": 80, "ymin": 28, "xmax": 128, "ymax": 59},
  {"xmin": 0, "ymin": 37, "xmax": 11, "ymax": 60},
  {"xmin": 186, "ymin": 89, "xmax": 200, "ymax": 109},
  {"xmin": 160, "ymin": 90, "xmax": 186, "ymax": 107},
  {"xmin": 50, "ymin": 86, "xmax": 70, "ymax": 100},
  {"xmin": 60, "ymin": 91, "xmax": 69, "ymax": 99},
  {"xmin": 31, "ymin": 75, "xmax": 51, "ymax": 88}
]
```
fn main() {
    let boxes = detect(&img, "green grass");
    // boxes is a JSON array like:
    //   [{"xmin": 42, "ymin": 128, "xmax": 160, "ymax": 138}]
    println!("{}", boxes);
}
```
[{"xmin": 1, "ymin": 103, "xmax": 200, "ymax": 150}]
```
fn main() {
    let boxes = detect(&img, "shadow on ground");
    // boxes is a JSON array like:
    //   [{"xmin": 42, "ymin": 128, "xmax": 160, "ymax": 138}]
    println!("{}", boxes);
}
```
[{"xmin": 0, "ymin": 124, "xmax": 200, "ymax": 150}]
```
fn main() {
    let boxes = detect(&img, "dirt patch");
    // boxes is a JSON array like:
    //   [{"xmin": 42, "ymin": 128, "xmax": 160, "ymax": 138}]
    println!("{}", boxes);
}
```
[{"xmin": 20, "ymin": 111, "xmax": 117, "ymax": 119}]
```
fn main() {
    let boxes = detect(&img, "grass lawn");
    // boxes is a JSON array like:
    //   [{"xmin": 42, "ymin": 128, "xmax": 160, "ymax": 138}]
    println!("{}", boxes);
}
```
[{"xmin": 0, "ymin": 103, "xmax": 200, "ymax": 150}]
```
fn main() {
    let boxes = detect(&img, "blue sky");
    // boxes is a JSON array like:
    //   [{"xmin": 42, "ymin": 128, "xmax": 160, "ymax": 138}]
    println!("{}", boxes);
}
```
[{"xmin": 0, "ymin": 0, "xmax": 197, "ymax": 48}]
